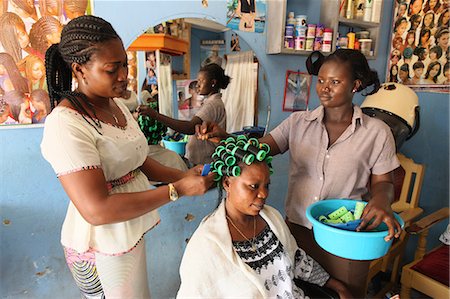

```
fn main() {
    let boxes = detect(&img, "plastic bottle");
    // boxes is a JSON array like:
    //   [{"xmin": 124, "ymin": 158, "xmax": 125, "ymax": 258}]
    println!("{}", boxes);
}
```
[
  {"xmin": 364, "ymin": 0, "xmax": 373, "ymax": 22},
  {"xmin": 355, "ymin": 0, "xmax": 365, "ymax": 20},
  {"xmin": 287, "ymin": 11, "xmax": 296, "ymax": 25},
  {"xmin": 346, "ymin": 0, "xmax": 354, "ymax": 19},
  {"xmin": 347, "ymin": 28, "xmax": 355, "ymax": 49},
  {"xmin": 371, "ymin": 0, "xmax": 382, "ymax": 23},
  {"xmin": 322, "ymin": 28, "xmax": 333, "ymax": 52},
  {"xmin": 339, "ymin": 0, "xmax": 347, "ymax": 17}
]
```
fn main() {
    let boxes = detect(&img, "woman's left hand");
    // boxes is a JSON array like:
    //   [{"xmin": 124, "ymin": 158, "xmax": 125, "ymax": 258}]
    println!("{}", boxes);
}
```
[{"xmin": 137, "ymin": 105, "xmax": 158, "ymax": 119}]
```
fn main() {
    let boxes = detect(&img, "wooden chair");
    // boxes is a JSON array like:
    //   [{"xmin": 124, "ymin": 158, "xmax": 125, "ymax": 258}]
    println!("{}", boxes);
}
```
[
  {"xmin": 400, "ymin": 207, "xmax": 450, "ymax": 299},
  {"xmin": 365, "ymin": 153, "xmax": 425, "ymax": 297}
]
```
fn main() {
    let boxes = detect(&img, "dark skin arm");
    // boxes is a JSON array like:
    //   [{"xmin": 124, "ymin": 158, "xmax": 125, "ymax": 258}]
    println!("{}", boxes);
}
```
[
  {"xmin": 195, "ymin": 121, "xmax": 282, "ymax": 155},
  {"xmin": 138, "ymin": 105, "xmax": 201, "ymax": 135},
  {"xmin": 358, "ymin": 172, "xmax": 402, "ymax": 241},
  {"xmin": 324, "ymin": 277, "xmax": 353, "ymax": 299},
  {"xmin": 59, "ymin": 157, "xmax": 214, "ymax": 226}
]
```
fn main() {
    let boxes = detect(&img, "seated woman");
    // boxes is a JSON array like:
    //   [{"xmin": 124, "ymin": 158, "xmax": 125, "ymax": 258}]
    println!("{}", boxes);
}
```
[{"xmin": 177, "ymin": 136, "xmax": 351, "ymax": 298}]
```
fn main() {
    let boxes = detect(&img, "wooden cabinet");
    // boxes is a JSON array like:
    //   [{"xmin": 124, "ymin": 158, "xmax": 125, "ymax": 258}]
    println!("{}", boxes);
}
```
[{"xmin": 266, "ymin": 0, "xmax": 383, "ymax": 59}]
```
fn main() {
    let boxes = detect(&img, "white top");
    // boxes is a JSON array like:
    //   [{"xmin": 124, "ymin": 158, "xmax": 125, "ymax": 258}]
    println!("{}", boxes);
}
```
[
  {"xmin": 177, "ymin": 200, "xmax": 329, "ymax": 298},
  {"xmin": 41, "ymin": 99, "xmax": 160, "ymax": 254}
]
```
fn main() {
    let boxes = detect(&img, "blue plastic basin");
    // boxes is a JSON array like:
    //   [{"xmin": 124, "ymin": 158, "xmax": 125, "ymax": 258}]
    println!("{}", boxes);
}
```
[
  {"xmin": 162, "ymin": 138, "xmax": 187, "ymax": 155},
  {"xmin": 306, "ymin": 199, "xmax": 404, "ymax": 260}
]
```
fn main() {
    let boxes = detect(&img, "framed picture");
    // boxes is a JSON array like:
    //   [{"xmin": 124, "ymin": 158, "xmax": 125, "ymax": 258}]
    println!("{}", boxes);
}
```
[
  {"xmin": 386, "ymin": 0, "xmax": 449, "ymax": 93},
  {"xmin": 283, "ymin": 70, "xmax": 311, "ymax": 112},
  {"xmin": 0, "ymin": 0, "xmax": 94, "ymax": 126},
  {"xmin": 226, "ymin": 0, "xmax": 266, "ymax": 33},
  {"xmin": 200, "ymin": 40, "xmax": 225, "ymax": 69}
]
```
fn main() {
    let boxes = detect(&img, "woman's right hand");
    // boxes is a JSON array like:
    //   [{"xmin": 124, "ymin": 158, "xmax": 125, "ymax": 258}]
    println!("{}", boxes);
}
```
[
  {"xmin": 174, "ymin": 165, "xmax": 215, "ymax": 197},
  {"xmin": 195, "ymin": 121, "xmax": 228, "ymax": 143}
]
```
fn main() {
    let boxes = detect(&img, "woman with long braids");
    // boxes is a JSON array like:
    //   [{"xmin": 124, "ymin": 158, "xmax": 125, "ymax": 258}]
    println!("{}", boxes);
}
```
[
  {"xmin": 40, "ymin": 15, "xmax": 213, "ymax": 298},
  {"xmin": 196, "ymin": 49, "xmax": 402, "ymax": 297},
  {"xmin": 138, "ymin": 63, "xmax": 230, "ymax": 166},
  {"xmin": 177, "ymin": 136, "xmax": 351, "ymax": 298}
]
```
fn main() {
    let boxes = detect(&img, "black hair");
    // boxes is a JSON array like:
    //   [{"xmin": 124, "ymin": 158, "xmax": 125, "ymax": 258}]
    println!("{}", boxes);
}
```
[
  {"xmin": 429, "ymin": 45, "xmax": 443, "ymax": 59},
  {"xmin": 189, "ymin": 80, "xmax": 198, "ymax": 90},
  {"xmin": 435, "ymin": 28, "xmax": 450, "ymax": 43},
  {"xmin": 444, "ymin": 62, "xmax": 450, "ymax": 73},
  {"xmin": 306, "ymin": 49, "xmax": 381, "ymax": 95},
  {"xmin": 413, "ymin": 46, "xmax": 427, "ymax": 60},
  {"xmin": 199, "ymin": 63, "xmax": 231, "ymax": 90},
  {"xmin": 437, "ymin": 9, "xmax": 449, "ymax": 27},
  {"xmin": 45, "ymin": 15, "xmax": 121, "ymax": 133},
  {"xmin": 413, "ymin": 61, "xmax": 425, "ymax": 70},
  {"xmin": 424, "ymin": 0, "xmax": 441, "ymax": 13},
  {"xmin": 394, "ymin": 17, "xmax": 408, "ymax": 33},
  {"xmin": 408, "ymin": 14, "xmax": 422, "ymax": 30},
  {"xmin": 210, "ymin": 135, "xmax": 273, "ymax": 203},
  {"xmin": 424, "ymin": 61, "xmax": 442, "ymax": 83},
  {"xmin": 400, "ymin": 63, "xmax": 410, "ymax": 78}
]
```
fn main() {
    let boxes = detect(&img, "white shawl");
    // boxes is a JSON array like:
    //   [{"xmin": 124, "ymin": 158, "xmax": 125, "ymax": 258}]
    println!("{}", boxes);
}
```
[{"xmin": 177, "ymin": 200, "xmax": 299, "ymax": 298}]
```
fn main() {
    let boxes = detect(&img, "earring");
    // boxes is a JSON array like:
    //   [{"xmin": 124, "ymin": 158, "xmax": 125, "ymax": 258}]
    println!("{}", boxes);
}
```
[
  {"xmin": 212, "ymin": 84, "xmax": 215, "ymax": 88},
  {"xmin": 83, "ymin": 78, "xmax": 88, "ymax": 85},
  {"xmin": 352, "ymin": 88, "xmax": 357, "ymax": 93}
]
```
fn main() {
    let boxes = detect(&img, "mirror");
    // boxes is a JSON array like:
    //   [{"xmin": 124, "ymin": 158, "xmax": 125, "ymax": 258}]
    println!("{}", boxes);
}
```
[{"xmin": 123, "ymin": 17, "xmax": 270, "ymax": 166}]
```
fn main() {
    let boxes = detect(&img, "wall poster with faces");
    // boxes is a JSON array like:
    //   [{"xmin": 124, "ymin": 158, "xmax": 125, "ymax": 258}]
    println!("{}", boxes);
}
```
[
  {"xmin": 0, "ymin": 0, "xmax": 93, "ymax": 126},
  {"xmin": 387, "ymin": 0, "xmax": 449, "ymax": 93}
]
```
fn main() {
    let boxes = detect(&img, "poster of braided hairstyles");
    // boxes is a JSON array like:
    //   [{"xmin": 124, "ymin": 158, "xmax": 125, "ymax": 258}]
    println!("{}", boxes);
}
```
[
  {"xmin": 387, "ymin": 0, "xmax": 449, "ymax": 93},
  {"xmin": 0, "ymin": 0, "xmax": 93, "ymax": 126}
]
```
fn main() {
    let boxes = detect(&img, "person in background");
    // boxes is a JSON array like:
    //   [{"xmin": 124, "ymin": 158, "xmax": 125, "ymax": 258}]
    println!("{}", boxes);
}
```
[
  {"xmin": 29, "ymin": 16, "xmax": 63, "ymax": 59},
  {"xmin": 196, "ymin": 49, "xmax": 402, "ymax": 298},
  {"xmin": 138, "ymin": 63, "xmax": 230, "ymax": 166},
  {"xmin": 396, "ymin": 1, "xmax": 408, "ymax": 20},
  {"xmin": 437, "ymin": 8, "xmax": 449, "ymax": 28},
  {"xmin": 0, "ymin": 12, "xmax": 33, "ymax": 63},
  {"xmin": 422, "ymin": 60, "xmax": 442, "ymax": 83},
  {"xmin": 412, "ymin": 61, "xmax": 425, "ymax": 83},
  {"xmin": 40, "ymin": 15, "xmax": 213, "ymax": 299},
  {"xmin": 30, "ymin": 88, "xmax": 50, "ymax": 123},
  {"xmin": 177, "ymin": 137, "xmax": 352, "ymax": 298},
  {"xmin": 389, "ymin": 64, "xmax": 400, "ymax": 83},
  {"xmin": 399, "ymin": 63, "xmax": 413, "ymax": 84},
  {"xmin": 0, "ymin": 52, "xmax": 29, "ymax": 94},
  {"xmin": 408, "ymin": 0, "xmax": 424, "ymax": 16},
  {"xmin": 423, "ymin": 0, "xmax": 441, "ymax": 13},
  {"xmin": 17, "ymin": 54, "xmax": 47, "ymax": 91},
  {"xmin": 440, "ymin": 61, "xmax": 450, "ymax": 84}
]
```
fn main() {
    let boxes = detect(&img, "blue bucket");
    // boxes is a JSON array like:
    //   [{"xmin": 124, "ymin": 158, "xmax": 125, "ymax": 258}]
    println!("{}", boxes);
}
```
[
  {"xmin": 306, "ymin": 199, "xmax": 404, "ymax": 260},
  {"xmin": 162, "ymin": 137, "xmax": 187, "ymax": 155}
]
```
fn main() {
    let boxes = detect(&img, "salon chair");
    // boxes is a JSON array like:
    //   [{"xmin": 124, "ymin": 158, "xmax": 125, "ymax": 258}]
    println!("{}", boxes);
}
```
[{"xmin": 400, "ymin": 207, "xmax": 449, "ymax": 299}]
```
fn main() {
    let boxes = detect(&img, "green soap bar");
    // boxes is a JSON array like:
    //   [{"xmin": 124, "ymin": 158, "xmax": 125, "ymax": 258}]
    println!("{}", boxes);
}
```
[
  {"xmin": 328, "ymin": 206, "xmax": 349, "ymax": 220},
  {"xmin": 354, "ymin": 201, "xmax": 366, "ymax": 220},
  {"xmin": 339, "ymin": 211, "xmax": 355, "ymax": 223}
]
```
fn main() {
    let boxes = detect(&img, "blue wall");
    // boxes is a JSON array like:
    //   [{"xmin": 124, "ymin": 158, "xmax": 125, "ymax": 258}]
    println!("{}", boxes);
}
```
[{"xmin": 1, "ymin": 1, "xmax": 448, "ymax": 298}]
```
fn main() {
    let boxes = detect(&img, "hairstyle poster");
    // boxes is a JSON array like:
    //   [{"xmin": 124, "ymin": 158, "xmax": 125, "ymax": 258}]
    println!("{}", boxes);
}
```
[
  {"xmin": 283, "ymin": 70, "xmax": 311, "ymax": 112},
  {"xmin": 127, "ymin": 51, "xmax": 138, "ymax": 94},
  {"xmin": 387, "ymin": 0, "xmax": 449, "ymax": 93},
  {"xmin": 176, "ymin": 79, "xmax": 202, "ymax": 121},
  {"xmin": 0, "ymin": 0, "xmax": 93, "ymax": 126},
  {"xmin": 226, "ymin": 0, "xmax": 266, "ymax": 33},
  {"xmin": 200, "ymin": 40, "xmax": 226, "ymax": 69}
]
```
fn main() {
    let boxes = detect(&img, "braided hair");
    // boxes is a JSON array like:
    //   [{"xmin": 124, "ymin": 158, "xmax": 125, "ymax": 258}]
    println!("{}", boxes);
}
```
[
  {"xmin": 45, "ymin": 15, "xmax": 121, "ymax": 133},
  {"xmin": 210, "ymin": 135, "xmax": 273, "ymax": 203},
  {"xmin": 306, "ymin": 49, "xmax": 381, "ymax": 95}
]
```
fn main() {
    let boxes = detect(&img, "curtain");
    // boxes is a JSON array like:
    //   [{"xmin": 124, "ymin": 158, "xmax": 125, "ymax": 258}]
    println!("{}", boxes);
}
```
[
  {"xmin": 156, "ymin": 50, "xmax": 173, "ymax": 117},
  {"xmin": 222, "ymin": 50, "xmax": 257, "ymax": 133}
]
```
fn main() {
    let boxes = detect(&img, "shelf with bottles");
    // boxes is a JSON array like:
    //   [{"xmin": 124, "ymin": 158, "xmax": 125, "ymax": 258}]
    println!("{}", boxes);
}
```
[{"xmin": 266, "ymin": 0, "xmax": 335, "ymax": 55}]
